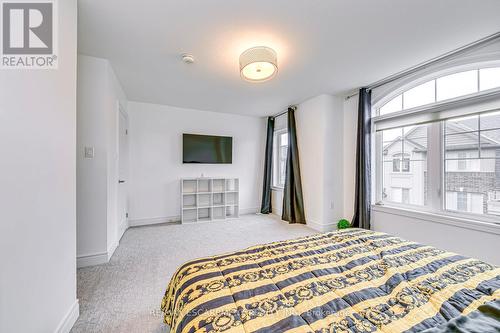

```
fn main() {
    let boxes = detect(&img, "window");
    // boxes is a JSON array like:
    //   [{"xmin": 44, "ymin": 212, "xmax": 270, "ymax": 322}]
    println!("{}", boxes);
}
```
[
  {"xmin": 402, "ymin": 157, "xmax": 410, "ymax": 172},
  {"xmin": 374, "ymin": 64, "xmax": 500, "ymax": 220},
  {"xmin": 392, "ymin": 154, "xmax": 410, "ymax": 172},
  {"xmin": 437, "ymin": 70, "xmax": 478, "ymax": 101},
  {"xmin": 402, "ymin": 188, "xmax": 410, "ymax": 204},
  {"xmin": 272, "ymin": 130, "xmax": 288, "ymax": 188},
  {"xmin": 382, "ymin": 125, "xmax": 427, "ymax": 206},
  {"xmin": 443, "ymin": 112, "xmax": 500, "ymax": 215},
  {"xmin": 456, "ymin": 192, "xmax": 468, "ymax": 211},
  {"xmin": 457, "ymin": 152, "xmax": 467, "ymax": 171},
  {"xmin": 390, "ymin": 188, "xmax": 411, "ymax": 204},
  {"xmin": 392, "ymin": 157, "xmax": 400, "ymax": 172},
  {"xmin": 380, "ymin": 94, "xmax": 402, "ymax": 116},
  {"xmin": 404, "ymin": 80, "xmax": 435, "ymax": 109},
  {"xmin": 376, "ymin": 67, "xmax": 500, "ymax": 117},
  {"xmin": 480, "ymin": 67, "xmax": 500, "ymax": 90},
  {"xmin": 446, "ymin": 191, "xmax": 484, "ymax": 214}
]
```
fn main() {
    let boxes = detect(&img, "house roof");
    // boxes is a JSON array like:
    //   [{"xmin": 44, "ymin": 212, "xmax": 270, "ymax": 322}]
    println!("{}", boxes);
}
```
[{"xmin": 383, "ymin": 114, "xmax": 500, "ymax": 154}]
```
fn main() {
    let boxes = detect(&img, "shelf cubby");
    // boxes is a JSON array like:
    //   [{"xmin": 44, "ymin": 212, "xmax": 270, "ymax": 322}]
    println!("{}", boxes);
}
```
[
  {"xmin": 198, "ymin": 207, "xmax": 211, "ymax": 221},
  {"xmin": 182, "ymin": 193, "xmax": 197, "ymax": 208},
  {"xmin": 225, "ymin": 179, "xmax": 239, "ymax": 192},
  {"xmin": 212, "ymin": 179, "xmax": 225, "ymax": 192},
  {"xmin": 182, "ymin": 180, "xmax": 197, "ymax": 193},
  {"xmin": 197, "ymin": 179, "xmax": 211, "ymax": 193},
  {"xmin": 213, "ymin": 192, "xmax": 224, "ymax": 206},
  {"xmin": 182, "ymin": 209, "xmax": 197, "ymax": 223},
  {"xmin": 197, "ymin": 193, "xmax": 211, "ymax": 207},
  {"xmin": 181, "ymin": 178, "xmax": 239, "ymax": 223},
  {"xmin": 225, "ymin": 192, "xmax": 238, "ymax": 205},
  {"xmin": 213, "ymin": 207, "xmax": 225, "ymax": 220},
  {"xmin": 225, "ymin": 205, "xmax": 239, "ymax": 218}
]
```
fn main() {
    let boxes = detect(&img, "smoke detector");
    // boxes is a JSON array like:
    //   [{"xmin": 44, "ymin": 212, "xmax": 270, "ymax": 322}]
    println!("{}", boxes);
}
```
[{"xmin": 181, "ymin": 53, "xmax": 194, "ymax": 64}]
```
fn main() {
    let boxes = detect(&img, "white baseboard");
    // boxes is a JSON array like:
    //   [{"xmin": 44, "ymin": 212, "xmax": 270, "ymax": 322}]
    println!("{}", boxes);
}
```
[
  {"xmin": 118, "ymin": 219, "xmax": 129, "ymax": 242},
  {"xmin": 129, "ymin": 215, "xmax": 180, "ymax": 227},
  {"xmin": 77, "ymin": 238, "xmax": 119, "ymax": 268},
  {"xmin": 129, "ymin": 209, "xmax": 260, "ymax": 228},
  {"xmin": 107, "ymin": 240, "xmax": 118, "ymax": 261},
  {"xmin": 77, "ymin": 251, "xmax": 108, "ymax": 268},
  {"xmin": 240, "ymin": 207, "xmax": 259, "ymax": 215},
  {"xmin": 77, "ymin": 241, "xmax": 119, "ymax": 268},
  {"xmin": 306, "ymin": 219, "xmax": 338, "ymax": 233},
  {"xmin": 268, "ymin": 213, "xmax": 337, "ymax": 233},
  {"xmin": 55, "ymin": 299, "xmax": 79, "ymax": 333}
]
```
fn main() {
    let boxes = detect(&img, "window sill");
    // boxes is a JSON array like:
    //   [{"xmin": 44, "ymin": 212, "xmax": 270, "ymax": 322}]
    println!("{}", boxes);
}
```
[{"xmin": 371, "ymin": 204, "xmax": 500, "ymax": 235}]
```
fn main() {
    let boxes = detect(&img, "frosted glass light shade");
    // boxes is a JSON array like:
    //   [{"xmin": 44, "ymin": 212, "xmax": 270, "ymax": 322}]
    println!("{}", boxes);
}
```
[{"xmin": 239, "ymin": 46, "xmax": 278, "ymax": 82}]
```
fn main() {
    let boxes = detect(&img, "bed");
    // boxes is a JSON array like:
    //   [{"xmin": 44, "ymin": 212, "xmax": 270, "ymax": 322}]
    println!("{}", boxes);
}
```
[{"xmin": 161, "ymin": 228, "xmax": 500, "ymax": 333}]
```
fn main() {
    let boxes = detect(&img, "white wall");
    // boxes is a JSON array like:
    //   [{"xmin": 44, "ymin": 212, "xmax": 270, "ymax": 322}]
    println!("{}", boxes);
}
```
[
  {"xmin": 127, "ymin": 102, "xmax": 265, "ymax": 224},
  {"xmin": 321, "ymin": 96, "xmax": 345, "ymax": 226},
  {"xmin": 295, "ymin": 99, "xmax": 326, "ymax": 226},
  {"xmin": 77, "ymin": 56, "xmax": 109, "ymax": 260},
  {"xmin": 0, "ymin": 0, "xmax": 79, "ymax": 332},
  {"xmin": 343, "ymin": 96, "xmax": 358, "ymax": 220},
  {"xmin": 272, "ymin": 94, "xmax": 345, "ymax": 231},
  {"xmin": 372, "ymin": 207, "xmax": 500, "ymax": 265},
  {"xmin": 77, "ymin": 55, "xmax": 127, "ymax": 267}
]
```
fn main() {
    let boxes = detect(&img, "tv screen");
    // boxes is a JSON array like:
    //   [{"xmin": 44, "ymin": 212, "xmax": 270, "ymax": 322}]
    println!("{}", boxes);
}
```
[{"xmin": 183, "ymin": 134, "xmax": 233, "ymax": 164}]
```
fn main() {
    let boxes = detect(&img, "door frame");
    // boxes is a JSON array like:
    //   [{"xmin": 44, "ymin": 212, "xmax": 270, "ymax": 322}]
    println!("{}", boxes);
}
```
[{"xmin": 117, "ymin": 102, "xmax": 129, "ymax": 242}]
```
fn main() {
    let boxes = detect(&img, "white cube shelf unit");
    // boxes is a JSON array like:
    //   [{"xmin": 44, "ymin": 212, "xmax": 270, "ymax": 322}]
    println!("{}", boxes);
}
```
[{"xmin": 181, "ymin": 178, "xmax": 239, "ymax": 223}]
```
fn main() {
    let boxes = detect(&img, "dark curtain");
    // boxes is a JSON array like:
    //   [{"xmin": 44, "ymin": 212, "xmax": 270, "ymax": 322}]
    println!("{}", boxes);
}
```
[
  {"xmin": 282, "ymin": 108, "xmax": 306, "ymax": 224},
  {"xmin": 352, "ymin": 88, "xmax": 372, "ymax": 229},
  {"xmin": 260, "ymin": 117, "xmax": 274, "ymax": 214}
]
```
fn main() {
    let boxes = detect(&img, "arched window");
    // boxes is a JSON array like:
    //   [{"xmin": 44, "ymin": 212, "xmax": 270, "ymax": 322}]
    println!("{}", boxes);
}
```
[
  {"xmin": 373, "ymin": 63, "xmax": 500, "ymax": 220},
  {"xmin": 377, "ymin": 67, "xmax": 500, "ymax": 116}
]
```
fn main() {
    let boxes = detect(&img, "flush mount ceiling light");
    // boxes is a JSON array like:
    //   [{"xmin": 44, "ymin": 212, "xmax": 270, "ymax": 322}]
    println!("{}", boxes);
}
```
[{"xmin": 239, "ymin": 46, "xmax": 278, "ymax": 82}]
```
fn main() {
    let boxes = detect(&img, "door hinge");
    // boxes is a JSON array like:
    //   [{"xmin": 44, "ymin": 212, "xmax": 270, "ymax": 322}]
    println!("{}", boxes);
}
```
[
  {"xmin": 125, "ymin": 129, "xmax": 128, "ymax": 135},
  {"xmin": 126, "ymin": 212, "xmax": 129, "ymax": 218}
]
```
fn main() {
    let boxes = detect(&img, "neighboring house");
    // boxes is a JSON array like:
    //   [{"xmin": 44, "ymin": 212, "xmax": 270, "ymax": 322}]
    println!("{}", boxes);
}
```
[
  {"xmin": 383, "ymin": 118, "xmax": 500, "ymax": 216},
  {"xmin": 383, "ymin": 125, "xmax": 428, "ymax": 206}
]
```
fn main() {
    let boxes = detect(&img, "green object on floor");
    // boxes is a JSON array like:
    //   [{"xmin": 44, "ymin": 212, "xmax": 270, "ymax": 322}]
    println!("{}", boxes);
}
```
[{"xmin": 337, "ymin": 219, "xmax": 351, "ymax": 229}]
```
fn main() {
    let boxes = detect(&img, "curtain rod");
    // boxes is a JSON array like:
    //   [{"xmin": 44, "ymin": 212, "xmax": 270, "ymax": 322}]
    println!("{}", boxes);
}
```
[
  {"xmin": 345, "ymin": 31, "xmax": 500, "ymax": 100},
  {"xmin": 271, "ymin": 105, "xmax": 297, "ymax": 119}
]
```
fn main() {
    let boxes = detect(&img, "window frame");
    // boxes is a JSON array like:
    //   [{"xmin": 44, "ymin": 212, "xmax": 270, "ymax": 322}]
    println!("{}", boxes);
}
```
[
  {"xmin": 372, "ymin": 63, "xmax": 500, "ymax": 225},
  {"xmin": 391, "ymin": 154, "xmax": 411, "ymax": 173},
  {"xmin": 392, "ymin": 157, "xmax": 401, "ymax": 172},
  {"xmin": 374, "ymin": 61, "xmax": 500, "ymax": 117}
]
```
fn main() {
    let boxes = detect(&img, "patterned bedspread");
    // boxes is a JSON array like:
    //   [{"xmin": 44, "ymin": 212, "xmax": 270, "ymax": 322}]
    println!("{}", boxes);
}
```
[{"xmin": 161, "ymin": 228, "xmax": 500, "ymax": 333}]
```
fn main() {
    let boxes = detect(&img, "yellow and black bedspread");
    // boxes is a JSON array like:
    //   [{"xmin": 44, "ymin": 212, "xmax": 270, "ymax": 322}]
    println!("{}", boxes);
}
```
[{"xmin": 161, "ymin": 228, "xmax": 500, "ymax": 333}]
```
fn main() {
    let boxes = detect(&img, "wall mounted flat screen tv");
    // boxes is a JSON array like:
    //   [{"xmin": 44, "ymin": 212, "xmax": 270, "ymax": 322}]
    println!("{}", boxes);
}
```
[{"xmin": 183, "ymin": 134, "xmax": 233, "ymax": 164}]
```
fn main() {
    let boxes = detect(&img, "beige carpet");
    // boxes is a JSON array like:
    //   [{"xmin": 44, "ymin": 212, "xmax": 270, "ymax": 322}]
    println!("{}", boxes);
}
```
[{"xmin": 72, "ymin": 214, "xmax": 317, "ymax": 333}]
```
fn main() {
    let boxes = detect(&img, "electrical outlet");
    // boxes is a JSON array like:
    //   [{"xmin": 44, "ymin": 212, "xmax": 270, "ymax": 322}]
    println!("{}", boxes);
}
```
[{"xmin": 84, "ymin": 146, "xmax": 94, "ymax": 159}]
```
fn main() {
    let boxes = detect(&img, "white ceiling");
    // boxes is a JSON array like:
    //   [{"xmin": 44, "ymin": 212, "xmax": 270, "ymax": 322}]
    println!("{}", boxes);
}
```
[{"xmin": 78, "ymin": 0, "xmax": 500, "ymax": 116}]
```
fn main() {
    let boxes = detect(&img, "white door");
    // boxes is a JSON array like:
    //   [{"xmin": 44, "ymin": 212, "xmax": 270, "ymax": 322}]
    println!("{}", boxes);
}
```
[{"xmin": 118, "ymin": 108, "xmax": 129, "ymax": 239}]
